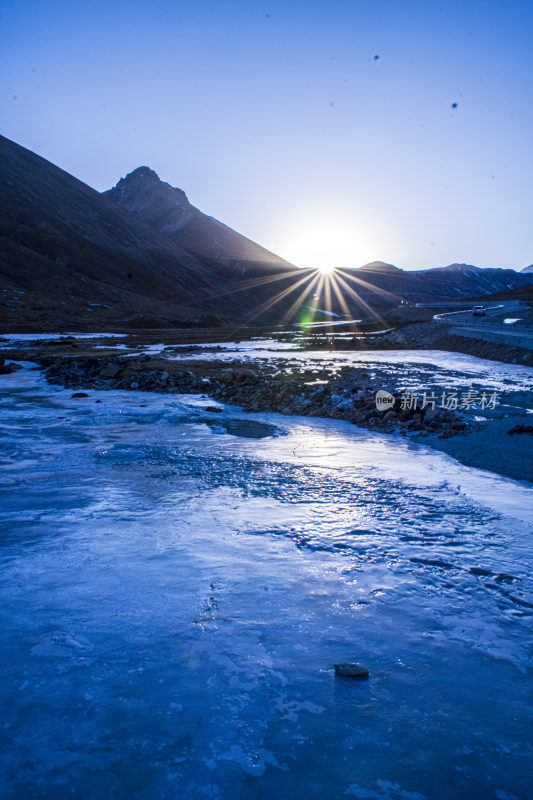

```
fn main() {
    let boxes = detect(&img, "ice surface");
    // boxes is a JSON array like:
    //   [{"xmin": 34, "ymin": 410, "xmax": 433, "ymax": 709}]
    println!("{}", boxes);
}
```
[
  {"xmin": 0, "ymin": 332, "xmax": 128, "ymax": 346},
  {"xmin": 165, "ymin": 344, "xmax": 533, "ymax": 394},
  {"xmin": 0, "ymin": 365, "xmax": 532, "ymax": 798}
]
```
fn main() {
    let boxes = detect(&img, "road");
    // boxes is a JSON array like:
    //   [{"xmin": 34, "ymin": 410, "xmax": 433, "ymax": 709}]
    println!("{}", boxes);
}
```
[{"xmin": 433, "ymin": 305, "xmax": 533, "ymax": 350}]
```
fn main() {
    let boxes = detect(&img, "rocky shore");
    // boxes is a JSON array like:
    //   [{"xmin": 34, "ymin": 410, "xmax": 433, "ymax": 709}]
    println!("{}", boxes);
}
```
[
  {"xmin": 2, "ymin": 328, "xmax": 531, "ymax": 482},
  {"xmin": 41, "ymin": 353, "xmax": 470, "ymax": 439}
]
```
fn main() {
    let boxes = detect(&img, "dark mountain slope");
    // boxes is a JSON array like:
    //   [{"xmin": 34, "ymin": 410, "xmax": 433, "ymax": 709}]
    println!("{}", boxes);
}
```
[
  {"xmin": 104, "ymin": 167, "xmax": 298, "ymax": 282},
  {"xmin": 474, "ymin": 284, "xmax": 533, "ymax": 303},
  {"xmin": 2, "ymin": 133, "xmax": 531, "ymax": 331},
  {"xmin": 0, "ymin": 136, "xmax": 306, "ymax": 329},
  {"xmin": 0, "ymin": 135, "xmax": 227, "ymax": 328}
]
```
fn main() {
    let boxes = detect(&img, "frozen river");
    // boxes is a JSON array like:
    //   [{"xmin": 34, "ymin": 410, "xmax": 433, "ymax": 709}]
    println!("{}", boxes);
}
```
[{"xmin": 0, "ymin": 364, "xmax": 532, "ymax": 799}]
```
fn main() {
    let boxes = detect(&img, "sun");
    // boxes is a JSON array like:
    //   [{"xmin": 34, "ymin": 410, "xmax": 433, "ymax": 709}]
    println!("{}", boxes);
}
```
[{"xmin": 275, "ymin": 219, "xmax": 376, "ymax": 272}]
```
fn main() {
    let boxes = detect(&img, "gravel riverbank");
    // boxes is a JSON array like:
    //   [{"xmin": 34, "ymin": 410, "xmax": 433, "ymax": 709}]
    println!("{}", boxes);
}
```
[{"xmin": 5, "ymin": 339, "xmax": 525, "ymax": 484}]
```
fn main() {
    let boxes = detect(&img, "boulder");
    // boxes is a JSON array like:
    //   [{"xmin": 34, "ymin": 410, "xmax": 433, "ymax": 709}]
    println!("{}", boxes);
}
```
[
  {"xmin": 507, "ymin": 424, "xmax": 533, "ymax": 436},
  {"xmin": 439, "ymin": 428, "xmax": 456, "ymax": 439},
  {"xmin": 0, "ymin": 363, "xmax": 20, "ymax": 374},
  {"xmin": 100, "ymin": 364, "xmax": 121, "ymax": 378},
  {"xmin": 235, "ymin": 368, "xmax": 258, "ymax": 382},
  {"xmin": 451, "ymin": 421, "xmax": 467, "ymax": 431},
  {"xmin": 336, "ymin": 397, "xmax": 353, "ymax": 411},
  {"xmin": 423, "ymin": 407, "xmax": 438, "ymax": 423},
  {"xmin": 334, "ymin": 662, "xmax": 369, "ymax": 678}
]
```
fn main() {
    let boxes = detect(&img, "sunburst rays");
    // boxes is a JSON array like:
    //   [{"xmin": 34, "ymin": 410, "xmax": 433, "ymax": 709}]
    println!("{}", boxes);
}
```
[
  {"xmin": 195, "ymin": 258, "xmax": 389, "ymax": 339},
  {"xmin": 329, "ymin": 270, "xmax": 388, "ymax": 329}
]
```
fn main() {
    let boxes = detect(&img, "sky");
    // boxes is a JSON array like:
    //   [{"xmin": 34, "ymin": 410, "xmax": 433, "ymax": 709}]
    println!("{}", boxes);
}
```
[{"xmin": 1, "ymin": 0, "xmax": 532, "ymax": 271}]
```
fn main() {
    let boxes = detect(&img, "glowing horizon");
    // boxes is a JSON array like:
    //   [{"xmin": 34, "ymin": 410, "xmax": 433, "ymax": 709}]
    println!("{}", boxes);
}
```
[
  {"xmin": 276, "ymin": 220, "xmax": 379, "ymax": 272},
  {"xmin": 2, "ymin": 1, "xmax": 533, "ymax": 271}
]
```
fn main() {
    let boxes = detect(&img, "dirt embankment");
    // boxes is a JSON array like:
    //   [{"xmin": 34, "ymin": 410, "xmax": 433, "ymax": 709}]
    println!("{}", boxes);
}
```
[{"xmin": 345, "ymin": 322, "xmax": 533, "ymax": 367}]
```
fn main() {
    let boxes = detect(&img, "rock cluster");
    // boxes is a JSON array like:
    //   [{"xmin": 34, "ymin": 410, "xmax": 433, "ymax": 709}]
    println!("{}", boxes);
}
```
[
  {"xmin": 41, "ymin": 355, "xmax": 470, "ymax": 439},
  {"xmin": 507, "ymin": 424, "xmax": 533, "ymax": 436},
  {"xmin": 0, "ymin": 356, "xmax": 21, "ymax": 374}
]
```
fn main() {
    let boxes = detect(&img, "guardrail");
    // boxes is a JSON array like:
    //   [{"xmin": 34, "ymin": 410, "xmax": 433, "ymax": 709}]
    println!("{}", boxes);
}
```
[
  {"xmin": 434, "ymin": 317, "xmax": 533, "ymax": 332},
  {"xmin": 433, "ymin": 306, "xmax": 533, "ymax": 333}
]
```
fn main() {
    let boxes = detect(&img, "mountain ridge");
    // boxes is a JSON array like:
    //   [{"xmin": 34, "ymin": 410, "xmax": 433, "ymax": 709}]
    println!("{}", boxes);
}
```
[
  {"xmin": 0, "ymin": 136, "xmax": 303, "ymax": 329},
  {"xmin": 104, "ymin": 167, "xmax": 298, "ymax": 278},
  {"xmin": 104, "ymin": 170, "xmax": 533, "ymax": 307},
  {"xmin": 1, "ymin": 134, "xmax": 532, "ymax": 331}
]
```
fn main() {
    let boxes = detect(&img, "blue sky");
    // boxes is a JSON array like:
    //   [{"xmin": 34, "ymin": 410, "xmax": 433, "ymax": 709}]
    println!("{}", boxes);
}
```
[{"xmin": 1, "ymin": 0, "xmax": 532, "ymax": 270}]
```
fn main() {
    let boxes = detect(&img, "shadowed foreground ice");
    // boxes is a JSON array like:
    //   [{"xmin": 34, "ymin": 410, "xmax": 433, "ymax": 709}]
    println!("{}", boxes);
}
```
[{"xmin": 0, "ymin": 365, "xmax": 532, "ymax": 799}]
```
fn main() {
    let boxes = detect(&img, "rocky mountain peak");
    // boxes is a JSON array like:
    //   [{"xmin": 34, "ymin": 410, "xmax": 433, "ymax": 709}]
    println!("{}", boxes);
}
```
[
  {"xmin": 129, "ymin": 166, "xmax": 160, "ymax": 180},
  {"xmin": 105, "ymin": 167, "xmax": 190, "ymax": 208}
]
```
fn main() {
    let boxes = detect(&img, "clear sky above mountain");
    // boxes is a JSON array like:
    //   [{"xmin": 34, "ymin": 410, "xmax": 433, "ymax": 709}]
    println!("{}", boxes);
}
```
[{"xmin": 1, "ymin": 0, "xmax": 532, "ymax": 270}]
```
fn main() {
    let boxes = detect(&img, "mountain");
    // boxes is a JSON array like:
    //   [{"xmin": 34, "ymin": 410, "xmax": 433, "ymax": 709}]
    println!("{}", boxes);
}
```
[
  {"xmin": 103, "ymin": 171, "xmax": 532, "ymax": 312},
  {"xmin": 414, "ymin": 263, "xmax": 533, "ymax": 297},
  {"xmin": 1, "ymin": 133, "xmax": 532, "ymax": 332},
  {"xmin": 104, "ymin": 167, "xmax": 294, "ymax": 282},
  {"xmin": 474, "ymin": 283, "xmax": 533, "ymax": 302},
  {"xmin": 521, "ymin": 264, "xmax": 533, "ymax": 273},
  {"xmin": 435, "ymin": 262, "xmax": 479, "ymax": 272},
  {"xmin": 0, "ymin": 135, "xmax": 219, "ymax": 329},
  {"xmin": 0, "ymin": 136, "xmax": 304, "ymax": 330},
  {"xmin": 340, "ymin": 261, "xmax": 533, "ymax": 305}
]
